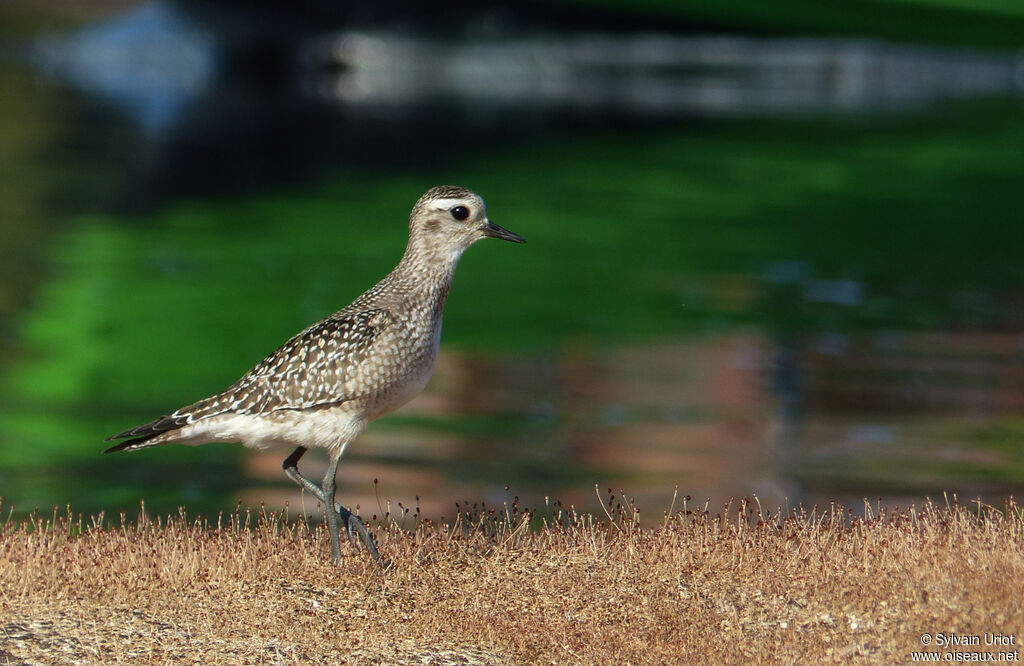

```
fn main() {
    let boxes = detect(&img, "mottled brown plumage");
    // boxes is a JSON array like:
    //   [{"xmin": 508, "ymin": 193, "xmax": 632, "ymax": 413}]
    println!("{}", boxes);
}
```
[{"xmin": 106, "ymin": 186, "xmax": 524, "ymax": 564}]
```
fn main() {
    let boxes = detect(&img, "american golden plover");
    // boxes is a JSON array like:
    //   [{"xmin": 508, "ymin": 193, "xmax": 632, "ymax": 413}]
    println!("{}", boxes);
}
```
[{"xmin": 106, "ymin": 186, "xmax": 524, "ymax": 564}]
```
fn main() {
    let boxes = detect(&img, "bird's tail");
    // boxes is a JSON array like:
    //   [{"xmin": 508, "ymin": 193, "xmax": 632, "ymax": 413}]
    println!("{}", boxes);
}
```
[
  {"xmin": 104, "ymin": 413, "xmax": 191, "ymax": 453},
  {"xmin": 103, "ymin": 435, "xmax": 169, "ymax": 454}
]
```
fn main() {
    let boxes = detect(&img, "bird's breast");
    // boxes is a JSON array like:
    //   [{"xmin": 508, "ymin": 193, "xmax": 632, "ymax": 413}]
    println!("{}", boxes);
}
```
[{"xmin": 355, "ymin": 311, "xmax": 442, "ymax": 420}]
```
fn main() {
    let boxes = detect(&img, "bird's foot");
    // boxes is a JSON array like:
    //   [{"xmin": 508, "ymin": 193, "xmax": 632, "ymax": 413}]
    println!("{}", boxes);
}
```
[{"xmin": 336, "ymin": 503, "xmax": 384, "ymax": 567}]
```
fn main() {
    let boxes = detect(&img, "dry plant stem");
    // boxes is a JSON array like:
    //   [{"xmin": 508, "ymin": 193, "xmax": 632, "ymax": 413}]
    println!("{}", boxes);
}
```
[{"xmin": 281, "ymin": 445, "xmax": 381, "ymax": 565}]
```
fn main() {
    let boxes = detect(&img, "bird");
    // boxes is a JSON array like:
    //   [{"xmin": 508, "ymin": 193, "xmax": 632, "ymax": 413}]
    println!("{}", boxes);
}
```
[{"xmin": 105, "ymin": 185, "xmax": 524, "ymax": 565}]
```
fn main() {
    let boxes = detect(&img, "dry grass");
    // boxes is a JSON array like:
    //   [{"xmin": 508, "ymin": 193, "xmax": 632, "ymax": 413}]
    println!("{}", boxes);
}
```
[{"xmin": 1, "ymin": 493, "xmax": 1022, "ymax": 665}]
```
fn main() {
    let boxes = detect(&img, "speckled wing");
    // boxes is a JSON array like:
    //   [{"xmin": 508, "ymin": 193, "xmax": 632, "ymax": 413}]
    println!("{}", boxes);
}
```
[{"xmin": 105, "ymin": 308, "xmax": 393, "ymax": 450}]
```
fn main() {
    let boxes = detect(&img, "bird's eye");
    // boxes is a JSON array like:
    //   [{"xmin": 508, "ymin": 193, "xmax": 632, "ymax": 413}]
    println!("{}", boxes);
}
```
[{"xmin": 450, "ymin": 206, "xmax": 470, "ymax": 221}]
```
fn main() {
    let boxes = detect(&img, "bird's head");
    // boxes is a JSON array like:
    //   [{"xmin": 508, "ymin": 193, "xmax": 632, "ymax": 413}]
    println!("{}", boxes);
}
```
[{"xmin": 408, "ymin": 186, "xmax": 524, "ymax": 260}]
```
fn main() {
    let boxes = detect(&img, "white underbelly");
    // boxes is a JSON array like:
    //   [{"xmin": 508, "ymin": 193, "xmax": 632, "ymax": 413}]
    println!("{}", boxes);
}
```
[{"xmin": 172, "ymin": 406, "xmax": 367, "ymax": 452}]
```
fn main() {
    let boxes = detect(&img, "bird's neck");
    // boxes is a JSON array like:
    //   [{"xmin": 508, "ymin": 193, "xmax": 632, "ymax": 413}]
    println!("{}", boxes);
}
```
[{"xmin": 391, "ymin": 236, "xmax": 463, "ymax": 310}]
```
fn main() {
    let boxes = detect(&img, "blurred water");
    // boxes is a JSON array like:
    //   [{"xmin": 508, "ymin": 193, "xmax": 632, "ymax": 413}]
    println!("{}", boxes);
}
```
[{"xmin": 1, "ymin": 2, "xmax": 1023, "ymax": 523}]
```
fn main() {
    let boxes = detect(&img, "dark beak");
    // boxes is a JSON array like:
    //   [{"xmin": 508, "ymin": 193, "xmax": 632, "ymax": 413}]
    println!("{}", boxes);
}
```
[{"xmin": 482, "ymin": 220, "xmax": 525, "ymax": 243}]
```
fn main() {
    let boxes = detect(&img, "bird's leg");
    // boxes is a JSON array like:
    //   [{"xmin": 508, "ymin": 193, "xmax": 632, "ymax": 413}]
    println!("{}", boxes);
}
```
[
  {"xmin": 282, "ymin": 445, "xmax": 382, "ymax": 566},
  {"xmin": 282, "ymin": 446, "xmax": 327, "ymax": 502},
  {"xmin": 323, "ymin": 452, "xmax": 384, "ymax": 566},
  {"xmin": 321, "ymin": 454, "xmax": 344, "ymax": 564}
]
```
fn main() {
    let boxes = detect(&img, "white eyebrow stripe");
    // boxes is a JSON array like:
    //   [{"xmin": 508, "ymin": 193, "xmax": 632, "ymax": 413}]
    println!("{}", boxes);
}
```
[{"xmin": 430, "ymin": 198, "xmax": 473, "ymax": 210}]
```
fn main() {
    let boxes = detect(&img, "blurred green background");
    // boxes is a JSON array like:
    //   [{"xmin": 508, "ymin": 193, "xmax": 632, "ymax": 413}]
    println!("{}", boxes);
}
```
[{"xmin": 1, "ymin": 0, "xmax": 1023, "ymax": 523}]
